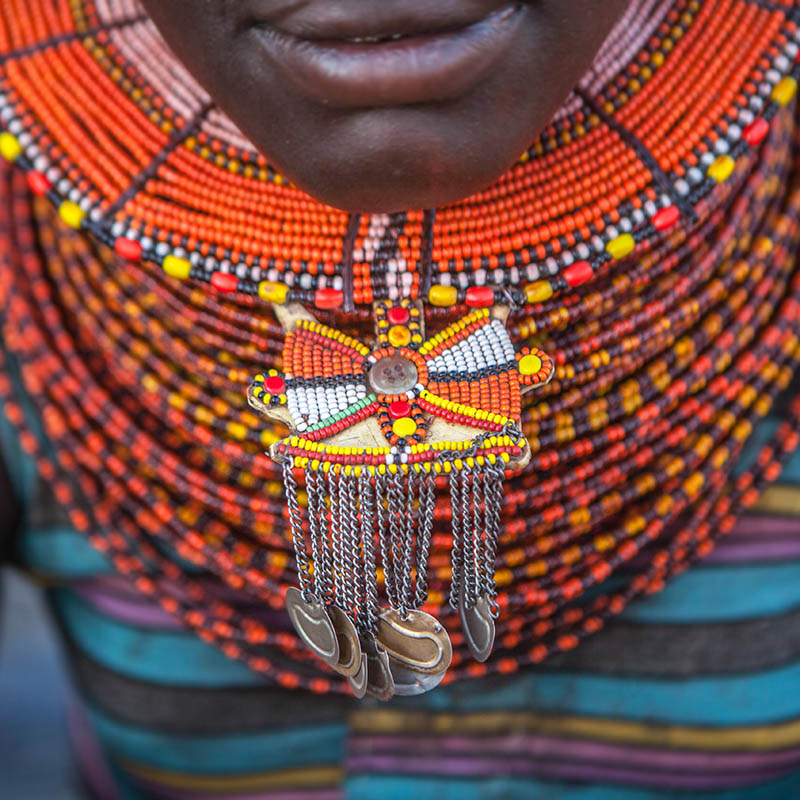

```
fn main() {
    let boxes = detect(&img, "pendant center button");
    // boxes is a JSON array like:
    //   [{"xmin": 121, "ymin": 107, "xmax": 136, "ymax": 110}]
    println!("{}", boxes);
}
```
[{"xmin": 368, "ymin": 355, "xmax": 419, "ymax": 395}]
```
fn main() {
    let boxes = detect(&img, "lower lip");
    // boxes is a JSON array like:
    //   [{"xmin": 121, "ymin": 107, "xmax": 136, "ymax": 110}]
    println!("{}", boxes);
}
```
[{"xmin": 252, "ymin": 5, "xmax": 525, "ymax": 107}]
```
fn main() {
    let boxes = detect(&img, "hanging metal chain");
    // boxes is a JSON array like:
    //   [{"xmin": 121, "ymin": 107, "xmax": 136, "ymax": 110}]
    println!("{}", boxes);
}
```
[
  {"xmin": 399, "ymin": 469, "xmax": 418, "ymax": 616},
  {"xmin": 388, "ymin": 470, "xmax": 409, "ymax": 616},
  {"xmin": 358, "ymin": 469, "xmax": 380, "ymax": 636},
  {"xmin": 327, "ymin": 467, "xmax": 347, "ymax": 608},
  {"xmin": 448, "ymin": 467, "xmax": 464, "ymax": 610},
  {"xmin": 414, "ymin": 469, "xmax": 436, "ymax": 609},
  {"xmin": 306, "ymin": 468, "xmax": 330, "ymax": 601},
  {"xmin": 341, "ymin": 471, "xmax": 363, "ymax": 621},
  {"xmin": 283, "ymin": 458, "xmax": 312, "ymax": 602},
  {"xmin": 460, "ymin": 465, "xmax": 480, "ymax": 610},
  {"xmin": 483, "ymin": 461, "xmax": 505, "ymax": 618},
  {"xmin": 375, "ymin": 470, "xmax": 397, "ymax": 609},
  {"xmin": 472, "ymin": 462, "xmax": 488, "ymax": 601}
]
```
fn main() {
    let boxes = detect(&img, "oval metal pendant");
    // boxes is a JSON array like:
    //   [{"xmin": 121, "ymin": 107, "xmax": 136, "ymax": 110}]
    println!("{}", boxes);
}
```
[
  {"xmin": 376, "ymin": 608, "xmax": 452, "ymax": 677},
  {"xmin": 362, "ymin": 637, "xmax": 395, "ymax": 701},
  {"xmin": 347, "ymin": 652, "xmax": 369, "ymax": 699},
  {"xmin": 285, "ymin": 587, "xmax": 339, "ymax": 666},
  {"xmin": 389, "ymin": 662, "xmax": 447, "ymax": 697},
  {"xmin": 459, "ymin": 591, "xmax": 496, "ymax": 663},
  {"xmin": 327, "ymin": 606, "xmax": 363, "ymax": 678}
]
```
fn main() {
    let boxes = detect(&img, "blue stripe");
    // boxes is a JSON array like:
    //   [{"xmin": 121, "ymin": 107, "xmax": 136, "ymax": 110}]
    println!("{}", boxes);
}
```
[
  {"xmin": 408, "ymin": 657, "xmax": 800, "ymax": 727},
  {"xmin": 619, "ymin": 562, "xmax": 800, "ymax": 623},
  {"xmin": 0, "ymin": 395, "xmax": 38, "ymax": 508},
  {"xmin": 52, "ymin": 589, "xmax": 264, "ymax": 687},
  {"xmin": 56, "ymin": 585, "xmax": 800, "ymax": 726},
  {"xmin": 85, "ymin": 702, "xmax": 345, "ymax": 775},
  {"xmin": 345, "ymin": 769, "xmax": 800, "ymax": 800},
  {"xmin": 20, "ymin": 527, "xmax": 112, "ymax": 576}
]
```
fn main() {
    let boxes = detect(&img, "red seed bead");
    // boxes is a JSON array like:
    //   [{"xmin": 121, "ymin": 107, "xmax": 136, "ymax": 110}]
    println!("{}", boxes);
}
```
[
  {"xmin": 210, "ymin": 272, "xmax": 238, "ymax": 292},
  {"xmin": 387, "ymin": 306, "xmax": 411, "ymax": 325},
  {"xmin": 26, "ymin": 170, "xmax": 51, "ymax": 196},
  {"xmin": 563, "ymin": 261, "xmax": 593, "ymax": 287},
  {"xmin": 652, "ymin": 205, "xmax": 680, "ymax": 232},
  {"xmin": 114, "ymin": 237, "xmax": 143, "ymax": 261},
  {"xmin": 315, "ymin": 288, "xmax": 343, "ymax": 310},
  {"xmin": 265, "ymin": 376, "xmax": 286, "ymax": 395},
  {"xmin": 465, "ymin": 286, "xmax": 495, "ymax": 307},
  {"xmin": 389, "ymin": 400, "xmax": 412, "ymax": 419},
  {"xmin": 743, "ymin": 118, "xmax": 769, "ymax": 147}
]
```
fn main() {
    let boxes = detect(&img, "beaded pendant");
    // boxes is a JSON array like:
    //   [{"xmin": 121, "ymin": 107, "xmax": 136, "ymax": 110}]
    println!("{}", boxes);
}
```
[{"xmin": 248, "ymin": 299, "xmax": 553, "ymax": 698}]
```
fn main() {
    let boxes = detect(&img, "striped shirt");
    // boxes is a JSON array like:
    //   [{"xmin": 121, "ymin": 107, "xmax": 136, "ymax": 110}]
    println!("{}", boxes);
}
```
[{"xmin": 2, "ymin": 354, "xmax": 800, "ymax": 799}]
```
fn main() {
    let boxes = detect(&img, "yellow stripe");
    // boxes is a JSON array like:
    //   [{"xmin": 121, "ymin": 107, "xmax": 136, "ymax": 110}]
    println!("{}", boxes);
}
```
[
  {"xmin": 350, "ymin": 709, "xmax": 800, "ymax": 751},
  {"xmin": 118, "ymin": 760, "xmax": 342, "ymax": 792},
  {"xmin": 752, "ymin": 483, "xmax": 800, "ymax": 515}
]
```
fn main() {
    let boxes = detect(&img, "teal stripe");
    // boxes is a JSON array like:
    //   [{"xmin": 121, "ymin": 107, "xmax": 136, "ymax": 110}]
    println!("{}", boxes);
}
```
[
  {"xmin": 0, "ymin": 391, "xmax": 38, "ymax": 509},
  {"xmin": 52, "ymin": 589, "xmax": 263, "ymax": 687},
  {"xmin": 738, "ymin": 413, "xmax": 800, "ymax": 485},
  {"xmin": 619, "ymin": 562, "xmax": 800, "ymax": 623},
  {"xmin": 85, "ymin": 702, "xmax": 345, "ymax": 775},
  {"xmin": 408, "ymin": 656, "xmax": 800, "ymax": 726},
  {"xmin": 56, "ymin": 582, "xmax": 800, "ymax": 726},
  {"xmin": 345, "ymin": 769, "xmax": 800, "ymax": 800},
  {"xmin": 20, "ymin": 526, "xmax": 111, "ymax": 576}
]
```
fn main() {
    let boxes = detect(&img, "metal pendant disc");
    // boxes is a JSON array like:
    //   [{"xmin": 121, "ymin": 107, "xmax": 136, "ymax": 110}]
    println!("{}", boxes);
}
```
[
  {"xmin": 347, "ymin": 652, "xmax": 369, "ymax": 699},
  {"xmin": 362, "ymin": 637, "xmax": 395, "ymax": 701},
  {"xmin": 459, "ymin": 591, "xmax": 496, "ymax": 663},
  {"xmin": 285, "ymin": 587, "xmax": 340, "ymax": 667},
  {"xmin": 376, "ymin": 608, "xmax": 453, "ymax": 677},
  {"xmin": 327, "ymin": 606, "xmax": 363, "ymax": 678},
  {"xmin": 389, "ymin": 662, "xmax": 447, "ymax": 696}
]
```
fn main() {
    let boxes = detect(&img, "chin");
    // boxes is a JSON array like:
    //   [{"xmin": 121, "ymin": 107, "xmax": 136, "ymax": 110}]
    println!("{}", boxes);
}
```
[
  {"xmin": 286, "ymin": 158, "xmax": 512, "ymax": 214},
  {"xmin": 250, "ymin": 106, "xmax": 536, "ymax": 213}
]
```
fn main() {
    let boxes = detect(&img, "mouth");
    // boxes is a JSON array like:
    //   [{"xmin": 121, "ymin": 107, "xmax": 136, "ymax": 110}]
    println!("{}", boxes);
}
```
[{"xmin": 250, "ymin": 3, "xmax": 526, "ymax": 107}]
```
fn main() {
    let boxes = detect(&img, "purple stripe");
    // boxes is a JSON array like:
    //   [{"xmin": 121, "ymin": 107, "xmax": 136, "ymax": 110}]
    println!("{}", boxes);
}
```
[
  {"xmin": 346, "ymin": 753, "xmax": 793, "ymax": 791},
  {"xmin": 130, "ymin": 778, "xmax": 342, "ymax": 800},
  {"xmin": 707, "ymin": 513, "xmax": 800, "ymax": 564},
  {"xmin": 728, "ymin": 514, "xmax": 800, "ymax": 538},
  {"xmin": 704, "ymin": 538, "xmax": 800, "ymax": 563},
  {"xmin": 72, "ymin": 582, "xmax": 182, "ymax": 629},
  {"xmin": 72, "ymin": 577, "xmax": 293, "ymax": 631},
  {"xmin": 67, "ymin": 695, "xmax": 123, "ymax": 800},
  {"xmin": 349, "ymin": 733, "xmax": 800, "ymax": 774}
]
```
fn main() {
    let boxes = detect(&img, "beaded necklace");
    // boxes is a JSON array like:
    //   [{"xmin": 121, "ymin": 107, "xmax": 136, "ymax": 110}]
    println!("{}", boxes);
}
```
[{"xmin": 1, "ymin": 0, "xmax": 800, "ymax": 697}]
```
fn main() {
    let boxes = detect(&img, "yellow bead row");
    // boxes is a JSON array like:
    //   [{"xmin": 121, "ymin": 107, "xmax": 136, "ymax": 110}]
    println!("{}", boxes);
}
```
[
  {"xmin": 418, "ymin": 388, "xmax": 512, "ymax": 426},
  {"xmin": 289, "ymin": 450, "xmax": 513, "ymax": 477},
  {"xmin": 296, "ymin": 319, "xmax": 370, "ymax": 356},
  {"xmin": 418, "ymin": 308, "xmax": 490, "ymax": 356}
]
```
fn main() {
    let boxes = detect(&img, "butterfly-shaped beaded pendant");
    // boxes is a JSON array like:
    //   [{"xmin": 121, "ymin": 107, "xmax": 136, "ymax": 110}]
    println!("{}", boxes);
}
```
[{"xmin": 248, "ymin": 298, "xmax": 553, "ymax": 699}]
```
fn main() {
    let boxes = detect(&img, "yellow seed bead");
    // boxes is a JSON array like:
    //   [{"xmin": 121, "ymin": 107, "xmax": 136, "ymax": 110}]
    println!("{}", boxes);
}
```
[
  {"xmin": 392, "ymin": 417, "xmax": 418, "ymax": 438},
  {"xmin": 58, "ymin": 200, "xmax": 85, "ymax": 230},
  {"xmin": 226, "ymin": 421, "xmax": 248, "ymax": 440},
  {"xmin": 388, "ymin": 324, "xmax": 411, "ymax": 347},
  {"xmin": 518, "ymin": 353, "xmax": 543, "ymax": 376},
  {"xmin": 429, "ymin": 284, "xmax": 458, "ymax": 307},
  {"xmin": 525, "ymin": 280, "xmax": 553, "ymax": 304},
  {"xmin": 0, "ymin": 132, "xmax": 22, "ymax": 162},
  {"xmin": 162, "ymin": 255, "xmax": 192, "ymax": 280},
  {"xmin": 606, "ymin": 233, "xmax": 635, "ymax": 260},
  {"xmin": 258, "ymin": 280, "xmax": 289, "ymax": 304},
  {"xmin": 708, "ymin": 154, "xmax": 735, "ymax": 183},
  {"xmin": 772, "ymin": 75, "xmax": 798, "ymax": 106}
]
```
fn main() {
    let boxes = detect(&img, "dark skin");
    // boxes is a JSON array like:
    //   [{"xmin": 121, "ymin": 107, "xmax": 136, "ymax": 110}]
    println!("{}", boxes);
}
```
[{"xmin": 139, "ymin": 1, "xmax": 630, "ymax": 213}]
